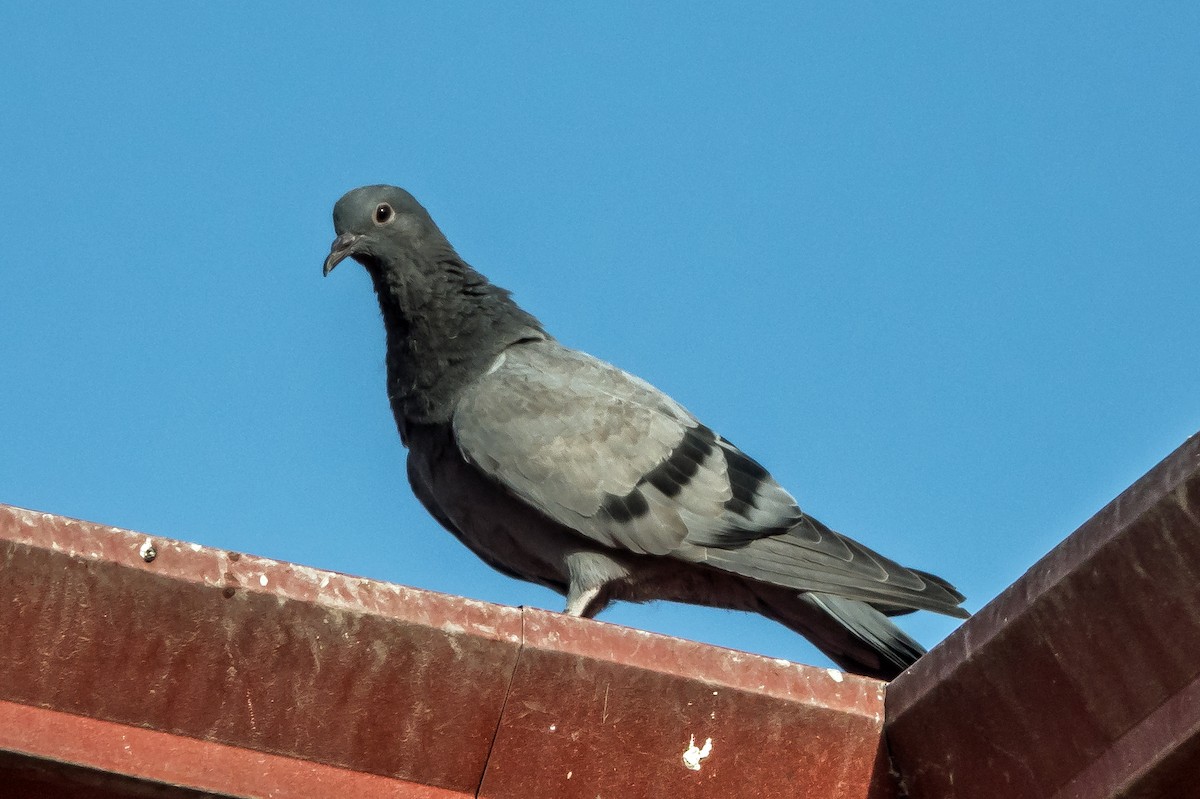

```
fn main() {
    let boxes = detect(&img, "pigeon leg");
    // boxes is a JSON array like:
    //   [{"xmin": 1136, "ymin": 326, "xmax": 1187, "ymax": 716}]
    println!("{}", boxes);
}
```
[
  {"xmin": 563, "ymin": 551, "xmax": 626, "ymax": 618},
  {"xmin": 564, "ymin": 583, "xmax": 604, "ymax": 617}
]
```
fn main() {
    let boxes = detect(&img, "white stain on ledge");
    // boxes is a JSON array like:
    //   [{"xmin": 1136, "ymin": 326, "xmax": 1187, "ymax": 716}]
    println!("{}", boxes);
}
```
[
  {"xmin": 826, "ymin": 668, "xmax": 844, "ymax": 683},
  {"xmin": 681, "ymin": 735, "xmax": 713, "ymax": 771},
  {"xmin": 259, "ymin": 574, "xmax": 269, "ymax": 587}
]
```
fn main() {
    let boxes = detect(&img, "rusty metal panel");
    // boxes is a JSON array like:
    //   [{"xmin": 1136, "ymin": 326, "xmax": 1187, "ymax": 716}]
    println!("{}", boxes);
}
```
[
  {"xmin": 9, "ymin": 429, "xmax": 1200, "ymax": 799},
  {"xmin": 0, "ymin": 503, "xmax": 902, "ymax": 798},
  {"xmin": 0, "ymin": 505, "xmax": 523, "ymax": 795},
  {"xmin": 886, "ymin": 433, "xmax": 1200, "ymax": 799},
  {"xmin": 480, "ymin": 609, "xmax": 897, "ymax": 799},
  {"xmin": 0, "ymin": 699, "xmax": 456, "ymax": 799}
]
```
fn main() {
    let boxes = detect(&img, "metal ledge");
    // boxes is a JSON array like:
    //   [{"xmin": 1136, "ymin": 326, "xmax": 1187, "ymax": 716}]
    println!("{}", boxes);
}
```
[
  {"xmin": 8, "ymin": 431, "xmax": 1197, "ymax": 798},
  {"xmin": 0, "ymin": 503, "xmax": 894, "ymax": 798},
  {"xmin": 886, "ymin": 433, "xmax": 1200, "ymax": 799}
]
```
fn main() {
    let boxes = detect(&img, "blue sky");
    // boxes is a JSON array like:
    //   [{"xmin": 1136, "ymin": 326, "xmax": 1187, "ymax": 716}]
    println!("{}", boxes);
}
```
[{"xmin": 3, "ymin": 5, "xmax": 1197, "ymax": 670}]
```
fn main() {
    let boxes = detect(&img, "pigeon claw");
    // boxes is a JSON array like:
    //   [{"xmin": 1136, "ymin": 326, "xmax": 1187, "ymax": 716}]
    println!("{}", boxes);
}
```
[{"xmin": 323, "ymin": 232, "xmax": 362, "ymax": 276}]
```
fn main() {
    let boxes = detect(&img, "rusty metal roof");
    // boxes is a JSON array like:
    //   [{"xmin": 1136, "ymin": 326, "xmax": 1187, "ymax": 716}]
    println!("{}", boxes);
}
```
[
  {"xmin": 2, "ymin": 432, "xmax": 1197, "ymax": 798},
  {"xmin": 887, "ymin": 432, "xmax": 1200, "ymax": 798},
  {"xmin": 0, "ymin": 503, "xmax": 892, "ymax": 798}
]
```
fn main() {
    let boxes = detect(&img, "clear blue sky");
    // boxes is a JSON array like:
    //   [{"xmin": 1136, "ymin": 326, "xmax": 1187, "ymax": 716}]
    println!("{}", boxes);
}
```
[{"xmin": 3, "ymin": 5, "xmax": 1197, "ymax": 670}]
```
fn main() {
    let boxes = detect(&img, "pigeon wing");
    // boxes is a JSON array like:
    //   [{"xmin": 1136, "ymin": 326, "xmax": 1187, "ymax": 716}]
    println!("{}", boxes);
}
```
[
  {"xmin": 452, "ymin": 339, "xmax": 965, "ymax": 614},
  {"xmin": 452, "ymin": 339, "xmax": 803, "ymax": 554}
]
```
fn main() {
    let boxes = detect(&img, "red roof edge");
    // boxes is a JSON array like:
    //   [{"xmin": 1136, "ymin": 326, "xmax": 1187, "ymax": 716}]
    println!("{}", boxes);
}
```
[
  {"xmin": 10, "ymin": 432, "xmax": 1196, "ymax": 798},
  {"xmin": 886, "ymin": 432, "xmax": 1200, "ymax": 799},
  {"xmin": 0, "ymin": 503, "xmax": 896, "ymax": 799}
]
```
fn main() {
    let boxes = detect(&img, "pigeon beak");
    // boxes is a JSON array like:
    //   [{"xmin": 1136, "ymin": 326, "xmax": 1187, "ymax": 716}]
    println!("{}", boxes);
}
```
[{"xmin": 323, "ymin": 232, "xmax": 362, "ymax": 276}]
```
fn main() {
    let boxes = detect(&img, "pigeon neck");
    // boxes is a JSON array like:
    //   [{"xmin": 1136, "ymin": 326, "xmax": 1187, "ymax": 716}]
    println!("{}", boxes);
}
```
[{"xmin": 368, "ymin": 251, "xmax": 546, "ymax": 431}]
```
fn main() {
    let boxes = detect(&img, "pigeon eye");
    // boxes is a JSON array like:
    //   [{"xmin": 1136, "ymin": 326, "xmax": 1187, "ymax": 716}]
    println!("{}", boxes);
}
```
[{"xmin": 374, "ymin": 203, "xmax": 394, "ymax": 224}]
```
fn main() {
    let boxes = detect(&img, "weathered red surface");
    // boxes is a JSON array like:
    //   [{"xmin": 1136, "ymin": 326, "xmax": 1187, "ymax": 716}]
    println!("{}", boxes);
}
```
[
  {"xmin": 0, "ymin": 503, "xmax": 896, "ymax": 798},
  {"xmin": 0, "ymin": 699, "xmax": 456, "ymax": 799},
  {"xmin": 0, "ymin": 504, "xmax": 522, "ymax": 796},
  {"xmin": 481, "ymin": 609, "xmax": 895, "ymax": 799},
  {"xmin": 886, "ymin": 433, "xmax": 1200, "ymax": 799},
  {"xmin": 9, "ymin": 430, "xmax": 1200, "ymax": 799}
]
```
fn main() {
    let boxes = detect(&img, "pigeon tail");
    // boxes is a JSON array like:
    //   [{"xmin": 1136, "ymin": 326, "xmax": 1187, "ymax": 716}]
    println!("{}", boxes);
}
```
[{"xmin": 761, "ymin": 590, "xmax": 927, "ymax": 680}]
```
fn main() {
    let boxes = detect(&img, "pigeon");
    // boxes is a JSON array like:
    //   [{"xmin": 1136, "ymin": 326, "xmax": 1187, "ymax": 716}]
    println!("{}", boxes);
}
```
[{"xmin": 323, "ymin": 184, "xmax": 968, "ymax": 680}]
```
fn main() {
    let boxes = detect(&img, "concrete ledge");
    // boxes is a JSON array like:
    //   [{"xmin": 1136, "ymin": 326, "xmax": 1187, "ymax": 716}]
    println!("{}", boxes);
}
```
[{"xmin": 0, "ymin": 503, "xmax": 895, "ymax": 798}]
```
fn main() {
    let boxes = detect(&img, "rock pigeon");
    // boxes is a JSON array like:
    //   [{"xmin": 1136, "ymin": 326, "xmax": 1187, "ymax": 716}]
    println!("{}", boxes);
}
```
[{"xmin": 323, "ymin": 185, "xmax": 968, "ymax": 680}]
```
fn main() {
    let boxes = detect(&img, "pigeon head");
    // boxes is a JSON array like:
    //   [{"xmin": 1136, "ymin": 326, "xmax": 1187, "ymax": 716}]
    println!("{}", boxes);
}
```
[
  {"xmin": 320, "ymin": 184, "xmax": 548, "ymax": 424},
  {"xmin": 323, "ymin": 185, "xmax": 447, "ymax": 276}
]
